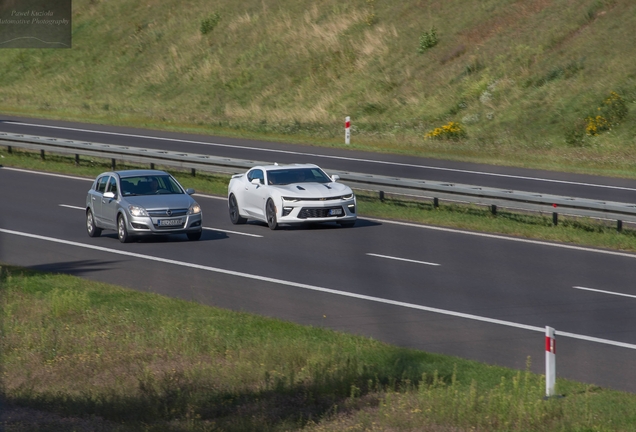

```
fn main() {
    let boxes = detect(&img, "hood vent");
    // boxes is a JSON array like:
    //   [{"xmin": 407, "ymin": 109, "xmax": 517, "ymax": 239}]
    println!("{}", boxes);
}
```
[
  {"xmin": 296, "ymin": 186, "xmax": 305, "ymax": 190},
  {"xmin": 323, "ymin": 184, "xmax": 332, "ymax": 189}
]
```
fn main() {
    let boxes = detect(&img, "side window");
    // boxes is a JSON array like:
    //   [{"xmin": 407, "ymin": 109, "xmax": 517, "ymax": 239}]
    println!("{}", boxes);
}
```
[
  {"xmin": 107, "ymin": 176, "xmax": 118, "ymax": 195},
  {"xmin": 96, "ymin": 176, "xmax": 108, "ymax": 193},
  {"xmin": 247, "ymin": 169, "xmax": 264, "ymax": 184}
]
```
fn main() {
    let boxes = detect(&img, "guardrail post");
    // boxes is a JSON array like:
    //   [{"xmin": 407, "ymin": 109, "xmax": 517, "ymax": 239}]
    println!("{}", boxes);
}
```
[
  {"xmin": 545, "ymin": 326, "xmax": 556, "ymax": 397},
  {"xmin": 379, "ymin": 190, "xmax": 384, "ymax": 202},
  {"xmin": 7, "ymin": 146, "xmax": 11, "ymax": 154},
  {"xmin": 491, "ymin": 204, "xmax": 497, "ymax": 215},
  {"xmin": 40, "ymin": 149, "xmax": 45, "ymax": 160},
  {"xmin": 111, "ymin": 158, "xmax": 116, "ymax": 170},
  {"xmin": 75, "ymin": 154, "xmax": 80, "ymax": 165},
  {"xmin": 617, "ymin": 220, "xmax": 623, "ymax": 232},
  {"xmin": 433, "ymin": 197, "xmax": 439, "ymax": 208},
  {"xmin": 552, "ymin": 212, "xmax": 558, "ymax": 226},
  {"xmin": 191, "ymin": 168, "xmax": 196, "ymax": 177},
  {"xmin": 151, "ymin": 163, "xmax": 155, "ymax": 170}
]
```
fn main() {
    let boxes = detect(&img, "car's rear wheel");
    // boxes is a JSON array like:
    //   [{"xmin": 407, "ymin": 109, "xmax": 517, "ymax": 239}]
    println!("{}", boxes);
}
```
[
  {"xmin": 266, "ymin": 199, "xmax": 278, "ymax": 230},
  {"xmin": 86, "ymin": 209, "xmax": 102, "ymax": 237},
  {"xmin": 187, "ymin": 230, "xmax": 202, "ymax": 241},
  {"xmin": 117, "ymin": 215, "xmax": 132, "ymax": 243},
  {"xmin": 229, "ymin": 194, "xmax": 247, "ymax": 224}
]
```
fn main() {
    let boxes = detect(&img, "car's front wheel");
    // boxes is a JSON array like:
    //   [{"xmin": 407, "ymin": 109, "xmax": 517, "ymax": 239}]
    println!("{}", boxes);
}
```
[
  {"xmin": 117, "ymin": 215, "xmax": 132, "ymax": 243},
  {"xmin": 266, "ymin": 199, "xmax": 278, "ymax": 230},
  {"xmin": 229, "ymin": 194, "xmax": 247, "ymax": 225},
  {"xmin": 86, "ymin": 209, "xmax": 102, "ymax": 237}
]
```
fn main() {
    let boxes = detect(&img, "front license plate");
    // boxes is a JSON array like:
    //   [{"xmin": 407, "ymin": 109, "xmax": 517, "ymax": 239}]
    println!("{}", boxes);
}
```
[
  {"xmin": 158, "ymin": 218, "xmax": 184, "ymax": 226},
  {"xmin": 329, "ymin": 208, "xmax": 343, "ymax": 216}
]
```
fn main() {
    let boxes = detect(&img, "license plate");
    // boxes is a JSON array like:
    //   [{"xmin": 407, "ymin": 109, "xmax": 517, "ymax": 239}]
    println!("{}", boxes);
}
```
[
  {"xmin": 329, "ymin": 208, "xmax": 343, "ymax": 216},
  {"xmin": 158, "ymin": 218, "xmax": 183, "ymax": 226}
]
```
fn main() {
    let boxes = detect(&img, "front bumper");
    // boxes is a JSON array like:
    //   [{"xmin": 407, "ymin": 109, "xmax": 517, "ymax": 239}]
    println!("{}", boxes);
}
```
[
  {"xmin": 125, "ymin": 212, "xmax": 203, "ymax": 236},
  {"xmin": 278, "ymin": 198, "xmax": 356, "ymax": 223}
]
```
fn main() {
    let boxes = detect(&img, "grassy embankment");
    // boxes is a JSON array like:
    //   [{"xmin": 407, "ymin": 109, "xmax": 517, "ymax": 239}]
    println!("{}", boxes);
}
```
[
  {"xmin": 4, "ymin": 264, "xmax": 636, "ymax": 431},
  {"xmin": 1, "ymin": 0, "xmax": 636, "ymax": 177}
]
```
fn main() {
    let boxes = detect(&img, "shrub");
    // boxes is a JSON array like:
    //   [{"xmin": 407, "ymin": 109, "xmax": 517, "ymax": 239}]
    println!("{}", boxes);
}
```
[
  {"xmin": 200, "ymin": 12, "xmax": 221, "ymax": 35},
  {"xmin": 418, "ymin": 27, "xmax": 438, "ymax": 53},
  {"xmin": 583, "ymin": 91, "xmax": 628, "ymax": 136},
  {"xmin": 425, "ymin": 121, "xmax": 467, "ymax": 140}
]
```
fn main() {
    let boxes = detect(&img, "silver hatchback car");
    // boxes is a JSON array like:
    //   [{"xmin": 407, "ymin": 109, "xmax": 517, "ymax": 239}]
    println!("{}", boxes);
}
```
[{"xmin": 86, "ymin": 170, "xmax": 203, "ymax": 242}]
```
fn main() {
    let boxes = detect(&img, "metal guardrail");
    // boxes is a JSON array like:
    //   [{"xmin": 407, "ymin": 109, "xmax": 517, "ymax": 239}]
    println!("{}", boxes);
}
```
[{"xmin": 2, "ymin": 131, "xmax": 636, "ymax": 226}]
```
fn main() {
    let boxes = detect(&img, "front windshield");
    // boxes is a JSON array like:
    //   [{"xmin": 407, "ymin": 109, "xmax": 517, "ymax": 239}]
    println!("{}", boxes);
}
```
[
  {"xmin": 120, "ymin": 175, "xmax": 183, "ymax": 196},
  {"xmin": 266, "ymin": 168, "xmax": 331, "ymax": 186}
]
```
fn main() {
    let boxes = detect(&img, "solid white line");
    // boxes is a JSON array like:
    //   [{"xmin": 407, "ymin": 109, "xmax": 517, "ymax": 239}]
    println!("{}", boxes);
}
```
[
  {"xmin": 1, "ymin": 166, "xmax": 92, "ymax": 181},
  {"xmin": 573, "ymin": 286, "xmax": 636, "ymax": 300},
  {"xmin": 8, "ymin": 121, "xmax": 636, "ymax": 192},
  {"xmin": 365, "ymin": 217, "xmax": 636, "ymax": 260},
  {"xmin": 2, "ymin": 227, "xmax": 636, "ymax": 350},
  {"xmin": 203, "ymin": 227, "xmax": 262, "ymax": 238},
  {"xmin": 193, "ymin": 193, "xmax": 225, "ymax": 201},
  {"xmin": 57, "ymin": 204, "xmax": 261, "ymax": 237},
  {"xmin": 367, "ymin": 253, "xmax": 440, "ymax": 266}
]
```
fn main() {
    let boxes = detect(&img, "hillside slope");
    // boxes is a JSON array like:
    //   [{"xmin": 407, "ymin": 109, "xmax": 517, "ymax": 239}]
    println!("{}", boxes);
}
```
[{"xmin": 1, "ymin": 0, "xmax": 635, "ymax": 174}]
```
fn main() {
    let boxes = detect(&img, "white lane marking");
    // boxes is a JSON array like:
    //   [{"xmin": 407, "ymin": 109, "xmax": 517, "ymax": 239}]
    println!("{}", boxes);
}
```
[
  {"xmin": 2, "ymin": 227, "xmax": 636, "ymax": 350},
  {"xmin": 203, "ymin": 227, "xmax": 262, "ymax": 238},
  {"xmin": 193, "ymin": 193, "xmax": 225, "ymax": 201},
  {"xmin": 573, "ymin": 286, "xmax": 636, "ymax": 300},
  {"xmin": 1, "ymin": 166, "xmax": 92, "ymax": 181},
  {"xmin": 7, "ymin": 121, "xmax": 636, "ymax": 192},
  {"xmin": 365, "ymin": 217, "xmax": 636, "ymax": 260},
  {"xmin": 367, "ymin": 253, "xmax": 440, "ymax": 266},
  {"xmin": 60, "ymin": 204, "xmax": 261, "ymax": 237}
]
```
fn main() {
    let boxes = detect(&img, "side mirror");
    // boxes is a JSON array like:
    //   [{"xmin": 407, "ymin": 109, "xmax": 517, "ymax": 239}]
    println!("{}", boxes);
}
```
[
  {"xmin": 103, "ymin": 191, "xmax": 115, "ymax": 199},
  {"xmin": 186, "ymin": 188, "xmax": 195, "ymax": 195},
  {"xmin": 251, "ymin": 178, "xmax": 261, "ymax": 186},
  {"xmin": 331, "ymin": 175, "xmax": 340, "ymax": 182}
]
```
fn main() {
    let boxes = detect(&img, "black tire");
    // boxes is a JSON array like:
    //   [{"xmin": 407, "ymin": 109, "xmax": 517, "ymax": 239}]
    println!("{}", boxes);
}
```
[
  {"xmin": 187, "ymin": 230, "xmax": 202, "ymax": 241},
  {"xmin": 266, "ymin": 199, "xmax": 278, "ymax": 230},
  {"xmin": 86, "ymin": 209, "xmax": 102, "ymax": 237},
  {"xmin": 117, "ymin": 215, "xmax": 132, "ymax": 243},
  {"xmin": 338, "ymin": 221, "xmax": 356, "ymax": 228},
  {"xmin": 229, "ymin": 194, "xmax": 247, "ymax": 225}
]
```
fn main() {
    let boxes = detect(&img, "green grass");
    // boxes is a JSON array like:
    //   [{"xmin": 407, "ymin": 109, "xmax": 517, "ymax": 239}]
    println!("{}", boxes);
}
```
[
  {"xmin": 4, "ymin": 146, "xmax": 636, "ymax": 254},
  {"xmin": 2, "ymin": 0, "xmax": 636, "ymax": 178},
  {"xmin": 4, "ymin": 264, "xmax": 636, "ymax": 431}
]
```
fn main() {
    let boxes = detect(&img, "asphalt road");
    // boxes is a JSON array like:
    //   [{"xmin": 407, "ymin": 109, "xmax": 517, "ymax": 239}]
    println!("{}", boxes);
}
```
[
  {"xmin": 2, "ymin": 166, "xmax": 636, "ymax": 393},
  {"xmin": 3, "ymin": 115, "xmax": 636, "ymax": 204}
]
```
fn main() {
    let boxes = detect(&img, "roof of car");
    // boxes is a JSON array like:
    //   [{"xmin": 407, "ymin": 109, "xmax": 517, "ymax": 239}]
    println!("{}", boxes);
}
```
[
  {"xmin": 254, "ymin": 163, "xmax": 321, "ymax": 171},
  {"xmin": 114, "ymin": 169, "xmax": 170, "ymax": 178}
]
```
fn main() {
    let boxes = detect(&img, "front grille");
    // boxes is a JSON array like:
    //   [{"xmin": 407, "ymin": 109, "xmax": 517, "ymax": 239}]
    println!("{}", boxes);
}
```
[
  {"xmin": 147, "ymin": 208, "xmax": 188, "ymax": 217},
  {"xmin": 153, "ymin": 222, "xmax": 186, "ymax": 230},
  {"xmin": 298, "ymin": 206, "xmax": 345, "ymax": 219}
]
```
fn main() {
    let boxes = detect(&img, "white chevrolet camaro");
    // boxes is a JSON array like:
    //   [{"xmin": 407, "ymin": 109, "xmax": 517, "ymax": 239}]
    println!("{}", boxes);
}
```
[{"xmin": 227, "ymin": 164, "xmax": 357, "ymax": 230}]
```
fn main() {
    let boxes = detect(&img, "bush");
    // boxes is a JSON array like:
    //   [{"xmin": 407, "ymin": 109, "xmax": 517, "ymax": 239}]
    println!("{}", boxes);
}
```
[
  {"xmin": 200, "ymin": 13, "xmax": 221, "ymax": 35},
  {"xmin": 418, "ymin": 27, "xmax": 438, "ymax": 53},
  {"xmin": 583, "ymin": 91, "xmax": 628, "ymax": 136},
  {"xmin": 424, "ymin": 121, "xmax": 467, "ymax": 140}
]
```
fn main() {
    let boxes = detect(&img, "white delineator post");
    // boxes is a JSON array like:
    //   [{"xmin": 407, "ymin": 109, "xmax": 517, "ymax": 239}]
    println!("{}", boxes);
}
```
[
  {"xmin": 345, "ymin": 116, "xmax": 351, "ymax": 145},
  {"xmin": 545, "ymin": 326, "xmax": 556, "ymax": 397}
]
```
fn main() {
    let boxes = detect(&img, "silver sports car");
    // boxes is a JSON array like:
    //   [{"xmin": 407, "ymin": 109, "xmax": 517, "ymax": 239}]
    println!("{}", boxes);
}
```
[
  {"xmin": 227, "ymin": 163, "xmax": 356, "ymax": 230},
  {"xmin": 86, "ymin": 170, "xmax": 203, "ymax": 242}
]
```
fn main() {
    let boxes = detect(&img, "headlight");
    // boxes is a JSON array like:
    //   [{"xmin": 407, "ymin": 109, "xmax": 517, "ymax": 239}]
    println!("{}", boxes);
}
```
[
  {"xmin": 341, "ymin": 193, "xmax": 354, "ymax": 200},
  {"xmin": 282, "ymin": 196, "xmax": 300, "ymax": 202},
  {"xmin": 128, "ymin": 205, "xmax": 148, "ymax": 217},
  {"xmin": 188, "ymin": 203, "xmax": 202, "ymax": 215}
]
